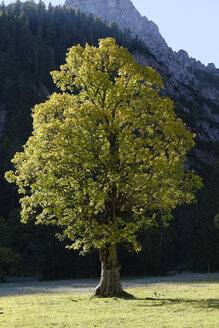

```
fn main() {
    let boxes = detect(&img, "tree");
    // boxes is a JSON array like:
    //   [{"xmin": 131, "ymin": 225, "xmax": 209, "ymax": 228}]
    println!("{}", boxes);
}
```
[
  {"xmin": 0, "ymin": 246, "xmax": 21, "ymax": 279},
  {"xmin": 5, "ymin": 38, "xmax": 202, "ymax": 297}
]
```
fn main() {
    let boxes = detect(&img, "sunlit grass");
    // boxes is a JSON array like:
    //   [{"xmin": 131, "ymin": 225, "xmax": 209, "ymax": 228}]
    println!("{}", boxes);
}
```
[{"xmin": 0, "ymin": 282, "xmax": 219, "ymax": 327}]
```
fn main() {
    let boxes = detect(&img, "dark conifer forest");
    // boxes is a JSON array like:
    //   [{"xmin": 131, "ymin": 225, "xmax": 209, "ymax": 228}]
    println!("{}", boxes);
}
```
[{"xmin": 0, "ymin": 1, "xmax": 218, "ymax": 280}]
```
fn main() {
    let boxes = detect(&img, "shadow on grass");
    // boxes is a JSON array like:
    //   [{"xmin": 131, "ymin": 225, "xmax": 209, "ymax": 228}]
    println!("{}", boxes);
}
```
[{"xmin": 133, "ymin": 297, "xmax": 219, "ymax": 309}]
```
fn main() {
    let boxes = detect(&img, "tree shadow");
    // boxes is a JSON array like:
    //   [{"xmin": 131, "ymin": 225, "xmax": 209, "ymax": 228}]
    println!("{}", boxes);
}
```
[{"xmin": 130, "ymin": 297, "xmax": 219, "ymax": 309}]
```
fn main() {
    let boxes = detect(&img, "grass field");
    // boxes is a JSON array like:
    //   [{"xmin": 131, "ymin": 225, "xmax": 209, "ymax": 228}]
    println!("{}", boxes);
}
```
[{"xmin": 0, "ymin": 281, "xmax": 219, "ymax": 327}]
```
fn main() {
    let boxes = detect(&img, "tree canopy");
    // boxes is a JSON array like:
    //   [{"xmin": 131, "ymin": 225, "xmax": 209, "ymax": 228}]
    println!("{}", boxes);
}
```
[{"xmin": 6, "ymin": 38, "xmax": 202, "ymax": 296}]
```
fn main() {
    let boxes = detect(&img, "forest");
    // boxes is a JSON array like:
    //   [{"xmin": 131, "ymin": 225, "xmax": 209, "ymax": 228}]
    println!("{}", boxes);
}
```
[{"xmin": 0, "ymin": 0, "xmax": 218, "ymax": 280}]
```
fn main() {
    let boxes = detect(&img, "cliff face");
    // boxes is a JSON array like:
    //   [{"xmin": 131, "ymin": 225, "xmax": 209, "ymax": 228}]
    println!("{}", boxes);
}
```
[
  {"xmin": 65, "ymin": 0, "xmax": 169, "ymax": 58},
  {"xmin": 65, "ymin": 0, "xmax": 217, "ymax": 73},
  {"xmin": 66, "ymin": 0, "xmax": 219, "ymax": 167}
]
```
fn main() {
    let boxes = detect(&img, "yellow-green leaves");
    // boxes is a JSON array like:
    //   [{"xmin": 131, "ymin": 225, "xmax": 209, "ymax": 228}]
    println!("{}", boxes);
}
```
[{"xmin": 5, "ymin": 38, "xmax": 202, "ymax": 252}]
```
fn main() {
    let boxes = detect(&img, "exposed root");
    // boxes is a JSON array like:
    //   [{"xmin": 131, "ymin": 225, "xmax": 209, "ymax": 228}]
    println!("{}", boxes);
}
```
[{"xmin": 94, "ymin": 289, "xmax": 135, "ymax": 299}]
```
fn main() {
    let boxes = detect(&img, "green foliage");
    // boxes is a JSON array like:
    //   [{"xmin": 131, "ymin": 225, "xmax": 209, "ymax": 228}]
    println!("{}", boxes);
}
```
[
  {"xmin": 0, "ymin": 216, "xmax": 13, "ymax": 248},
  {"xmin": 0, "ymin": 1, "xmax": 160, "ymax": 276},
  {"xmin": 6, "ymin": 38, "xmax": 202, "ymax": 254},
  {"xmin": 0, "ymin": 246, "xmax": 21, "ymax": 275},
  {"xmin": 189, "ymin": 161, "xmax": 219, "ymax": 272},
  {"xmin": 0, "ymin": 0, "xmax": 152, "ymax": 204},
  {"xmin": 214, "ymin": 213, "xmax": 219, "ymax": 228}
]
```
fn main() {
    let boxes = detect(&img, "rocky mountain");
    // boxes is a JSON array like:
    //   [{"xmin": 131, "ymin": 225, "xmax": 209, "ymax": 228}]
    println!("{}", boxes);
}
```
[{"xmin": 65, "ymin": 0, "xmax": 219, "ymax": 168}]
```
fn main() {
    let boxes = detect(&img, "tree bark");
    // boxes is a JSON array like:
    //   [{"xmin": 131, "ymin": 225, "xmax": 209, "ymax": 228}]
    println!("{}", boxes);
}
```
[{"xmin": 95, "ymin": 244, "xmax": 133, "ymax": 298}]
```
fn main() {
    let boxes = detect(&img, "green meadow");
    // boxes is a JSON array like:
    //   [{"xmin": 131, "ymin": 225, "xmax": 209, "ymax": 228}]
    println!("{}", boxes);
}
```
[{"xmin": 0, "ymin": 281, "xmax": 219, "ymax": 327}]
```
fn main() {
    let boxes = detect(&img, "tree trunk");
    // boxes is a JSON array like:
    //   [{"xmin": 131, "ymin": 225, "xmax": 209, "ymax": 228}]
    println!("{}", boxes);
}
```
[{"xmin": 95, "ymin": 244, "xmax": 133, "ymax": 298}]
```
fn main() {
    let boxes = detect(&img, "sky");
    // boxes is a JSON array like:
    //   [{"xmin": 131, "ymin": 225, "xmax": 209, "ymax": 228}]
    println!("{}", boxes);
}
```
[
  {"xmin": 4, "ymin": 0, "xmax": 219, "ymax": 68},
  {"xmin": 132, "ymin": 0, "xmax": 219, "ymax": 68}
]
